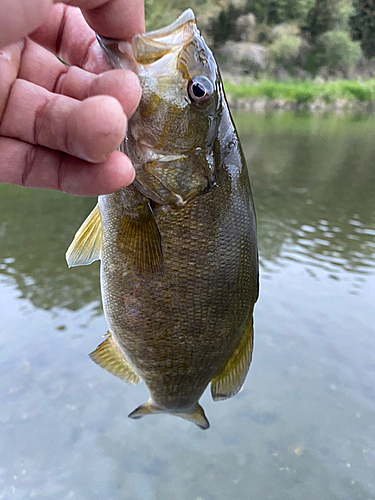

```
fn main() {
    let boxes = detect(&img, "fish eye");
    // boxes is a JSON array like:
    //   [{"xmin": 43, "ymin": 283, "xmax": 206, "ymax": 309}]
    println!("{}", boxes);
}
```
[{"xmin": 188, "ymin": 76, "xmax": 214, "ymax": 104}]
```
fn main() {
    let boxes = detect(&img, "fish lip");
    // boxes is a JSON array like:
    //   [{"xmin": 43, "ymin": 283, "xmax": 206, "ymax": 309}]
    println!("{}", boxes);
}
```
[
  {"xmin": 96, "ymin": 10, "xmax": 198, "ymax": 68},
  {"xmin": 132, "ymin": 9, "xmax": 197, "ymax": 64}
]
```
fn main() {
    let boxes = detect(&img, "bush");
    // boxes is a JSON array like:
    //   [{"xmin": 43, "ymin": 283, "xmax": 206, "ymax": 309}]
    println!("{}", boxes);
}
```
[
  {"xmin": 269, "ymin": 33, "xmax": 302, "ymax": 68},
  {"xmin": 316, "ymin": 30, "xmax": 362, "ymax": 73},
  {"xmin": 303, "ymin": 0, "xmax": 353, "ymax": 39},
  {"xmin": 207, "ymin": 3, "xmax": 245, "ymax": 46}
]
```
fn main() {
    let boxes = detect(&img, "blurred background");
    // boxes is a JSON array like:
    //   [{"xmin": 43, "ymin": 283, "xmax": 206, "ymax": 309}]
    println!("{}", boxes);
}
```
[{"xmin": 146, "ymin": 0, "xmax": 374, "ymax": 80}]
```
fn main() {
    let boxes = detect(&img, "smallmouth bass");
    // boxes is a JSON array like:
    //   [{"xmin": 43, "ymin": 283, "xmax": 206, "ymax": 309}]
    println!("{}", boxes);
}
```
[{"xmin": 66, "ymin": 9, "xmax": 259, "ymax": 430}]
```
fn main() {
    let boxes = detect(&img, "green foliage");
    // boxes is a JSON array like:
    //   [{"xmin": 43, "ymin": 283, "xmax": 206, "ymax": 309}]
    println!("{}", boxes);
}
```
[
  {"xmin": 300, "ymin": 0, "xmax": 352, "ymax": 41},
  {"xmin": 269, "ymin": 33, "xmax": 302, "ymax": 67},
  {"xmin": 316, "ymin": 30, "xmax": 361, "ymax": 72},
  {"xmin": 223, "ymin": 78, "xmax": 375, "ymax": 103},
  {"xmin": 252, "ymin": 0, "xmax": 316, "ymax": 25},
  {"xmin": 350, "ymin": 0, "xmax": 375, "ymax": 58},
  {"xmin": 143, "ymin": 0, "xmax": 367, "ymax": 79},
  {"xmin": 207, "ymin": 3, "xmax": 245, "ymax": 46},
  {"xmin": 144, "ymin": 0, "xmax": 214, "ymax": 31}
]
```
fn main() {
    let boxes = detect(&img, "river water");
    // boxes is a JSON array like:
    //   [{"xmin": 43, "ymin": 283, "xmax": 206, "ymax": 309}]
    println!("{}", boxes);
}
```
[{"xmin": 0, "ymin": 112, "xmax": 374, "ymax": 499}]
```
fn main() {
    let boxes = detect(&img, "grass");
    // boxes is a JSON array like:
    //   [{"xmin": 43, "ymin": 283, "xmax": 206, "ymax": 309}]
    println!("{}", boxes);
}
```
[{"xmin": 223, "ymin": 79, "xmax": 375, "ymax": 104}]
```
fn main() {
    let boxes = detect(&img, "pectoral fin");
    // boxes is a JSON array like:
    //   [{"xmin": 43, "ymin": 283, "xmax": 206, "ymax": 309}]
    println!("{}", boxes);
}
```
[
  {"xmin": 89, "ymin": 332, "xmax": 140, "ymax": 384},
  {"xmin": 66, "ymin": 204, "xmax": 102, "ymax": 267},
  {"xmin": 117, "ymin": 202, "xmax": 164, "ymax": 277},
  {"xmin": 211, "ymin": 314, "xmax": 254, "ymax": 401}
]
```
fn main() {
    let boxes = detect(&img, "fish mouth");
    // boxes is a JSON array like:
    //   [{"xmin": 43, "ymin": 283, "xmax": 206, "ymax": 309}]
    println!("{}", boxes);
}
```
[
  {"xmin": 132, "ymin": 9, "xmax": 197, "ymax": 64},
  {"xmin": 96, "ymin": 9, "xmax": 198, "ymax": 70}
]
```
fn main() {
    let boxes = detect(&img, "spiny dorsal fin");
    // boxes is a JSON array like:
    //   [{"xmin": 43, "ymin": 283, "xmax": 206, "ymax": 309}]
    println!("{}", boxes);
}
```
[
  {"xmin": 128, "ymin": 401, "xmax": 210, "ymax": 430},
  {"xmin": 66, "ymin": 204, "xmax": 102, "ymax": 267},
  {"xmin": 89, "ymin": 332, "xmax": 140, "ymax": 384},
  {"xmin": 211, "ymin": 314, "xmax": 254, "ymax": 401},
  {"xmin": 117, "ymin": 203, "xmax": 163, "ymax": 277}
]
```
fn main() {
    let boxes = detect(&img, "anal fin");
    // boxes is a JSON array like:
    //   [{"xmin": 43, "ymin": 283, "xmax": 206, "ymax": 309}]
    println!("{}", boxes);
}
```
[
  {"xmin": 89, "ymin": 332, "xmax": 141, "ymax": 384},
  {"xmin": 211, "ymin": 313, "xmax": 254, "ymax": 401},
  {"xmin": 66, "ymin": 204, "xmax": 102, "ymax": 267}
]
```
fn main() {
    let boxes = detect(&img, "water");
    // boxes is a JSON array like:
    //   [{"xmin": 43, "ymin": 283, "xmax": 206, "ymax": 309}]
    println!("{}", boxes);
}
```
[{"xmin": 0, "ymin": 112, "xmax": 374, "ymax": 500}]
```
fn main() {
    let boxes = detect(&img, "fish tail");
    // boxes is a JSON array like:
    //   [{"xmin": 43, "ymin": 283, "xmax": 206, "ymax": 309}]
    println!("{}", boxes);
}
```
[{"xmin": 128, "ymin": 400, "xmax": 210, "ymax": 430}]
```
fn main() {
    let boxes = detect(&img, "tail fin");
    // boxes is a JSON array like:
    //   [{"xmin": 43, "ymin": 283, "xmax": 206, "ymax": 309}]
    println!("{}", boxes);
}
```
[{"xmin": 128, "ymin": 401, "xmax": 210, "ymax": 430}]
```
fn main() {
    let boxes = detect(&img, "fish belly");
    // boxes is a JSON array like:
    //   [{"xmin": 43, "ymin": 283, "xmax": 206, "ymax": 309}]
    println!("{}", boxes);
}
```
[{"xmin": 98, "ymin": 178, "xmax": 257, "ymax": 410}]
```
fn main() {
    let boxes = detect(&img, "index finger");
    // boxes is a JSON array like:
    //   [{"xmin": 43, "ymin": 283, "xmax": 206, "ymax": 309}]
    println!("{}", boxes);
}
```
[{"xmin": 30, "ymin": 1, "xmax": 144, "ymax": 72}]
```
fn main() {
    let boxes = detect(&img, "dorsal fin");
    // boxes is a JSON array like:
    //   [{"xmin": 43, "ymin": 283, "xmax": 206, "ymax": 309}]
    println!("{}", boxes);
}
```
[
  {"xmin": 211, "ymin": 313, "xmax": 254, "ymax": 401},
  {"xmin": 89, "ymin": 332, "xmax": 141, "ymax": 385},
  {"xmin": 66, "ymin": 204, "xmax": 102, "ymax": 267}
]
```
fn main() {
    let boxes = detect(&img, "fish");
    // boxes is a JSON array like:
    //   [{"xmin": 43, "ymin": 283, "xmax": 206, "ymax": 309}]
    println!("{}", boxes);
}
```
[{"xmin": 66, "ymin": 9, "xmax": 259, "ymax": 430}]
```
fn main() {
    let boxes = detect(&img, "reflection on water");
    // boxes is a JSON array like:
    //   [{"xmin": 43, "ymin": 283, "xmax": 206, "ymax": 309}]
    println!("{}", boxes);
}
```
[
  {"xmin": 236, "ymin": 112, "xmax": 375, "ymax": 291},
  {"xmin": 0, "ymin": 112, "xmax": 374, "ymax": 499},
  {"xmin": 0, "ymin": 189, "xmax": 100, "ymax": 313}
]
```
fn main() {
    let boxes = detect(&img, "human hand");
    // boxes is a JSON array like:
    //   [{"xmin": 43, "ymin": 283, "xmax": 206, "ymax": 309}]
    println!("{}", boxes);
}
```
[{"xmin": 0, "ymin": 0, "xmax": 144, "ymax": 196}]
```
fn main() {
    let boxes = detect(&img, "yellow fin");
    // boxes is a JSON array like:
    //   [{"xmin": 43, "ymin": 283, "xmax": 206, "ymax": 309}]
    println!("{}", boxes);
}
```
[
  {"xmin": 66, "ymin": 204, "xmax": 102, "ymax": 267},
  {"xmin": 117, "ymin": 203, "xmax": 163, "ymax": 277},
  {"xmin": 128, "ymin": 401, "xmax": 210, "ymax": 430},
  {"xmin": 89, "ymin": 332, "xmax": 140, "ymax": 384},
  {"xmin": 211, "ymin": 314, "xmax": 254, "ymax": 401},
  {"xmin": 128, "ymin": 401, "xmax": 155, "ymax": 419},
  {"xmin": 177, "ymin": 403, "xmax": 210, "ymax": 430}
]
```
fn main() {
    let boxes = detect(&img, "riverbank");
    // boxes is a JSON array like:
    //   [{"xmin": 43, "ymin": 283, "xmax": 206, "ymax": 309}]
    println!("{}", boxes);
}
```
[{"xmin": 223, "ymin": 79, "xmax": 375, "ymax": 112}]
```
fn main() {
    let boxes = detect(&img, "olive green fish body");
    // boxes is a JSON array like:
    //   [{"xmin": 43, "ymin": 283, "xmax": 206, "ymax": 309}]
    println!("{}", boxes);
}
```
[
  {"xmin": 67, "ymin": 10, "xmax": 258, "ymax": 429},
  {"xmin": 99, "ymin": 105, "xmax": 257, "ymax": 411}
]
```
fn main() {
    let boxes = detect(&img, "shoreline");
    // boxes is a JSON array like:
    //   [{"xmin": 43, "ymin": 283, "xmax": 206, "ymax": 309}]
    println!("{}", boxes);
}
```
[
  {"xmin": 226, "ymin": 96, "xmax": 375, "ymax": 113},
  {"xmin": 223, "ymin": 78, "xmax": 375, "ymax": 113}
]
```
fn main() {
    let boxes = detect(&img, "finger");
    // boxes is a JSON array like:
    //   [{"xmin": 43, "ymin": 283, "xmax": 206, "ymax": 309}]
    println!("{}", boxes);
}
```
[
  {"xmin": 58, "ymin": 67, "xmax": 141, "ymax": 118},
  {"xmin": 18, "ymin": 39, "xmax": 141, "ymax": 117},
  {"xmin": 80, "ymin": 0, "xmax": 145, "ymax": 40},
  {"xmin": 0, "ymin": 0, "xmax": 52, "ymax": 49},
  {"xmin": 0, "ymin": 79, "xmax": 127, "ymax": 163},
  {"xmin": 62, "ymin": 0, "xmax": 145, "ymax": 40},
  {"xmin": 30, "ymin": 3, "xmax": 143, "ymax": 73},
  {"xmin": 30, "ymin": 5, "xmax": 106, "ymax": 73},
  {"xmin": 0, "ymin": 137, "xmax": 135, "ymax": 196}
]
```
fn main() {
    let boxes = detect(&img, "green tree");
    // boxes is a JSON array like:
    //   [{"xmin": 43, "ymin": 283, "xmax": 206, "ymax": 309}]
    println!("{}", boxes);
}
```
[
  {"xmin": 303, "ymin": 0, "xmax": 353, "ymax": 38},
  {"xmin": 350, "ymin": 0, "xmax": 375, "ymax": 58},
  {"xmin": 316, "ymin": 30, "xmax": 361, "ymax": 72},
  {"xmin": 207, "ymin": 3, "xmax": 245, "ymax": 46}
]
